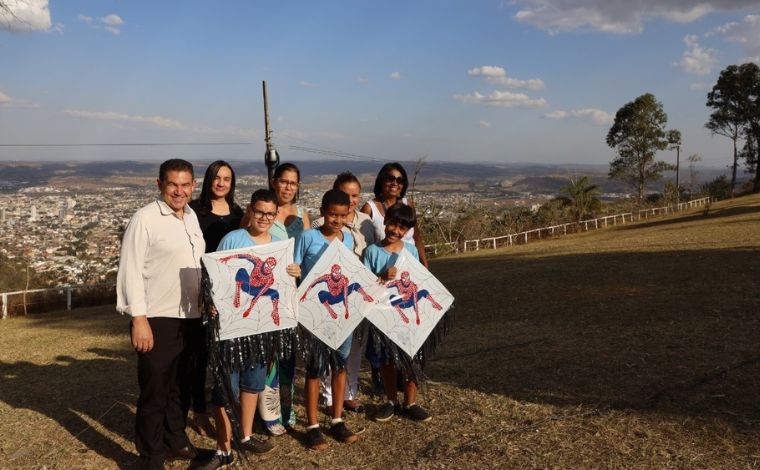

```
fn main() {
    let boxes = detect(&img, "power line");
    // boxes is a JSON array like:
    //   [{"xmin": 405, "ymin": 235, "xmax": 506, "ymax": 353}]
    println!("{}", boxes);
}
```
[{"xmin": 0, "ymin": 142, "xmax": 252, "ymax": 148}]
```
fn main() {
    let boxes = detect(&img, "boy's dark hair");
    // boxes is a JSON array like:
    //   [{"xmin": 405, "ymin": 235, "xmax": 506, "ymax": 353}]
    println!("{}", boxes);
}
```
[
  {"xmin": 373, "ymin": 162, "xmax": 409, "ymax": 199},
  {"xmin": 385, "ymin": 203, "xmax": 416, "ymax": 229},
  {"xmin": 321, "ymin": 188, "xmax": 350, "ymax": 210},
  {"xmin": 250, "ymin": 188, "xmax": 279, "ymax": 206},
  {"xmin": 332, "ymin": 171, "xmax": 361, "ymax": 190},
  {"xmin": 159, "ymin": 158, "xmax": 194, "ymax": 181},
  {"xmin": 194, "ymin": 160, "xmax": 243, "ymax": 217},
  {"xmin": 271, "ymin": 162, "xmax": 302, "ymax": 203}
]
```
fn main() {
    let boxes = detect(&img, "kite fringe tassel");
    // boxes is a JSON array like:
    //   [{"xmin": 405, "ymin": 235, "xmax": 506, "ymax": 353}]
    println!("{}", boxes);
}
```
[
  {"xmin": 297, "ymin": 326, "xmax": 348, "ymax": 374},
  {"xmin": 368, "ymin": 304, "xmax": 455, "ymax": 383}
]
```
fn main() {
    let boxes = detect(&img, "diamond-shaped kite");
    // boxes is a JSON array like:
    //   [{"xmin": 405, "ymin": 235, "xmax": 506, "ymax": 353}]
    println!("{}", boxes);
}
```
[
  {"xmin": 297, "ymin": 239, "xmax": 385, "ymax": 350},
  {"xmin": 202, "ymin": 239, "xmax": 298, "ymax": 341},
  {"xmin": 364, "ymin": 248, "xmax": 454, "ymax": 358}
]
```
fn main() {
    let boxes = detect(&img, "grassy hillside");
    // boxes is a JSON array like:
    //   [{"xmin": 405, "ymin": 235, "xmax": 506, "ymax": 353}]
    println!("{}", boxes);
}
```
[{"xmin": 1, "ymin": 194, "xmax": 758, "ymax": 468}]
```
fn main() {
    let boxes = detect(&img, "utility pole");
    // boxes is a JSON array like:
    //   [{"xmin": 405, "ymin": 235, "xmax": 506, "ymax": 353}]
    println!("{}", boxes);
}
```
[{"xmin": 262, "ymin": 81, "xmax": 280, "ymax": 184}]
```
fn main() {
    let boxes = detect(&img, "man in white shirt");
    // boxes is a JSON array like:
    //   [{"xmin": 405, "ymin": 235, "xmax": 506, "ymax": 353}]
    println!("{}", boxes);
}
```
[{"xmin": 116, "ymin": 159, "xmax": 206, "ymax": 469}]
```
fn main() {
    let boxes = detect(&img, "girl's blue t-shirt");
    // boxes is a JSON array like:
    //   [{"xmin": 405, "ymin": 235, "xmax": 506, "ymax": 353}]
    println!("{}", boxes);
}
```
[
  {"xmin": 217, "ymin": 228, "xmax": 282, "ymax": 251},
  {"xmin": 362, "ymin": 241, "xmax": 418, "ymax": 275},
  {"xmin": 294, "ymin": 228, "xmax": 354, "ymax": 278}
]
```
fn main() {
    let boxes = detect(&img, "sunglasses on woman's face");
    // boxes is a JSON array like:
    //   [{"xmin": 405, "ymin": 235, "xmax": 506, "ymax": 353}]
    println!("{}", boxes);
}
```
[{"xmin": 383, "ymin": 175, "xmax": 405, "ymax": 184}]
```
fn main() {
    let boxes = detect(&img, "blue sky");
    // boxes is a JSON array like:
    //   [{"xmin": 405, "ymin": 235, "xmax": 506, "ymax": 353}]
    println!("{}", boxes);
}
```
[{"xmin": 1, "ymin": 0, "xmax": 760, "ymax": 167}]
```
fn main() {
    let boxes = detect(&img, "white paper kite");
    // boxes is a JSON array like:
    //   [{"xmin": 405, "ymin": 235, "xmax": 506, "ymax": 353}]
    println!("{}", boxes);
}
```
[
  {"xmin": 297, "ymin": 239, "xmax": 385, "ymax": 350},
  {"xmin": 202, "ymin": 239, "xmax": 298, "ymax": 341},
  {"xmin": 365, "ymin": 248, "xmax": 454, "ymax": 358}
]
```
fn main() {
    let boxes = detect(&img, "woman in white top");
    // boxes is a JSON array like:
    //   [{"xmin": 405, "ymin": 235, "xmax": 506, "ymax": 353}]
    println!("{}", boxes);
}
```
[{"xmin": 361, "ymin": 162, "xmax": 429, "ymax": 267}]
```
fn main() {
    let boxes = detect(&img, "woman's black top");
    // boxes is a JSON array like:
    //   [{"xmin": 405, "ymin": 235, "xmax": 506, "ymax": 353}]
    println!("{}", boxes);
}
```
[{"xmin": 189, "ymin": 200, "xmax": 243, "ymax": 253}]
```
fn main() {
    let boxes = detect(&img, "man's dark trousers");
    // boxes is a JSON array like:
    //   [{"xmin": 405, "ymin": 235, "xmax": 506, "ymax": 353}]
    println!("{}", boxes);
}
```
[{"xmin": 135, "ymin": 317, "xmax": 192, "ymax": 468}]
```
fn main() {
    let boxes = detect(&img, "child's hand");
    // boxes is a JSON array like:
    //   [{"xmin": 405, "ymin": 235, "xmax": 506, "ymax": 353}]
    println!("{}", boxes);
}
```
[
  {"xmin": 207, "ymin": 305, "xmax": 218, "ymax": 317},
  {"xmin": 384, "ymin": 266, "xmax": 398, "ymax": 281},
  {"xmin": 286, "ymin": 263, "xmax": 301, "ymax": 278}
]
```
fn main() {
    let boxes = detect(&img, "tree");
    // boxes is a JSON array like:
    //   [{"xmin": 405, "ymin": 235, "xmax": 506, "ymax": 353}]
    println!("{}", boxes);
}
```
[
  {"xmin": 556, "ymin": 176, "xmax": 601, "ymax": 222},
  {"xmin": 666, "ymin": 129, "xmax": 682, "ymax": 202},
  {"xmin": 687, "ymin": 153, "xmax": 702, "ymax": 198},
  {"xmin": 706, "ymin": 64, "xmax": 751, "ymax": 197},
  {"xmin": 607, "ymin": 93, "xmax": 675, "ymax": 204}
]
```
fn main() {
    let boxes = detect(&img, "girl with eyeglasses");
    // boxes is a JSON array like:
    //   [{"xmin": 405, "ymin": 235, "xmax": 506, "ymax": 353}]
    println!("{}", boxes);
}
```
[{"xmin": 361, "ymin": 162, "xmax": 429, "ymax": 268}]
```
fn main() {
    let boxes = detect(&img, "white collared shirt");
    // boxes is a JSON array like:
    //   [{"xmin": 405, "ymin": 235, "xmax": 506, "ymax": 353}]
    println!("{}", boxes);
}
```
[{"xmin": 116, "ymin": 199, "xmax": 206, "ymax": 318}]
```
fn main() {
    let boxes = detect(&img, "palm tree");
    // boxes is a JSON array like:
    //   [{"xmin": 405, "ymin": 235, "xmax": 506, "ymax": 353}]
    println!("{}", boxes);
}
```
[{"xmin": 557, "ymin": 176, "xmax": 602, "ymax": 222}]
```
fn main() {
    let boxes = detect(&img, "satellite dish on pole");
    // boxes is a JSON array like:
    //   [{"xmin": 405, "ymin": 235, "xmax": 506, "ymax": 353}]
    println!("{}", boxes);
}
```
[{"xmin": 262, "ymin": 81, "xmax": 280, "ymax": 183}]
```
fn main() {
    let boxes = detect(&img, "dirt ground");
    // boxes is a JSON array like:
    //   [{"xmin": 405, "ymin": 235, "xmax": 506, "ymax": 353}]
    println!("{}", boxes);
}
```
[{"xmin": 1, "ymin": 194, "xmax": 759, "ymax": 469}]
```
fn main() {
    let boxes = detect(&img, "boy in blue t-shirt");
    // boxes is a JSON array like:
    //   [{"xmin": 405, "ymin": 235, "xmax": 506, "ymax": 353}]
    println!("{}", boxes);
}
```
[
  {"xmin": 294, "ymin": 189, "xmax": 364, "ymax": 450},
  {"xmin": 201, "ymin": 189, "xmax": 300, "ymax": 470},
  {"xmin": 363, "ymin": 203, "xmax": 432, "ymax": 423}
]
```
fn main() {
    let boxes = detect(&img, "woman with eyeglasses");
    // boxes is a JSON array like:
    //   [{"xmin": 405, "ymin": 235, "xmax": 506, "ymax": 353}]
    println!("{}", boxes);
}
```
[
  {"xmin": 269, "ymin": 162, "xmax": 311, "ymax": 240},
  {"xmin": 260, "ymin": 162, "xmax": 309, "ymax": 435},
  {"xmin": 185, "ymin": 160, "xmax": 245, "ymax": 439},
  {"xmin": 361, "ymin": 162, "xmax": 429, "ymax": 267}
]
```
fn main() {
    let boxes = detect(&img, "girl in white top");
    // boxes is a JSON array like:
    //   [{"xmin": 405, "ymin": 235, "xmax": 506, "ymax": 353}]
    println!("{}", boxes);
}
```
[{"xmin": 361, "ymin": 162, "xmax": 429, "ymax": 267}]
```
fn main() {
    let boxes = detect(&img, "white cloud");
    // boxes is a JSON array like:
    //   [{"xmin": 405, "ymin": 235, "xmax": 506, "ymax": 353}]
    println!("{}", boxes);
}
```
[
  {"xmin": 710, "ymin": 15, "xmax": 760, "ymax": 64},
  {"xmin": 479, "ymin": 120, "xmax": 492, "ymax": 128},
  {"xmin": 390, "ymin": 71, "xmax": 402, "ymax": 80},
  {"xmin": 545, "ymin": 108, "xmax": 613, "ymax": 125},
  {"xmin": 0, "ymin": 0, "xmax": 52, "ymax": 32},
  {"xmin": 78, "ymin": 12, "xmax": 124, "ymax": 35},
  {"xmin": 0, "ymin": 89, "xmax": 39, "ymax": 108},
  {"xmin": 101, "ymin": 14, "xmax": 123, "ymax": 35},
  {"xmin": 512, "ymin": 0, "xmax": 759, "ymax": 34},
  {"xmin": 673, "ymin": 34, "xmax": 718, "ymax": 75},
  {"xmin": 61, "ymin": 109, "xmax": 256, "ymax": 138},
  {"xmin": 453, "ymin": 90, "xmax": 548, "ymax": 108},
  {"xmin": 298, "ymin": 81, "xmax": 317, "ymax": 88},
  {"xmin": 468, "ymin": 65, "xmax": 545, "ymax": 90},
  {"xmin": 356, "ymin": 77, "xmax": 370, "ymax": 84}
]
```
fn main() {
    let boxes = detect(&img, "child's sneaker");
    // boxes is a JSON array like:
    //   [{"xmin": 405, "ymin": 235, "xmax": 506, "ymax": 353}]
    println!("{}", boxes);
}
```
[
  {"xmin": 374, "ymin": 402, "xmax": 395, "ymax": 422},
  {"xmin": 402, "ymin": 404, "xmax": 431, "ymax": 422},
  {"xmin": 305, "ymin": 427, "xmax": 328, "ymax": 450},
  {"xmin": 241, "ymin": 435, "xmax": 274, "ymax": 454},
  {"xmin": 198, "ymin": 453, "xmax": 233, "ymax": 470},
  {"xmin": 329, "ymin": 421, "xmax": 359, "ymax": 443}
]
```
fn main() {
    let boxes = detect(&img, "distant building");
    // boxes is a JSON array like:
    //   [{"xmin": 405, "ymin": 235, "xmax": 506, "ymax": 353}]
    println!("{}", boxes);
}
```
[{"xmin": 30, "ymin": 205, "xmax": 37, "ymax": 222}]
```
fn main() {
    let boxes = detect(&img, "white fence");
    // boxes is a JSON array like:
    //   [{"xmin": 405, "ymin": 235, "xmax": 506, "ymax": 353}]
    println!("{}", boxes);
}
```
[
  {"xmin": 1, "ymin": 284, "xmax": 116, "ymax": 319},
  {"xmin": 462, "ymin": 196, "xmax": 711, "ymax": 253}
]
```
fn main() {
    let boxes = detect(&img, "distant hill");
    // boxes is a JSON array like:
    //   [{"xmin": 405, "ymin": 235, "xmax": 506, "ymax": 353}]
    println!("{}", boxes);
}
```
[{"xmin": 0, "ymin": 159, "xmax": 732, "ymax": 194}]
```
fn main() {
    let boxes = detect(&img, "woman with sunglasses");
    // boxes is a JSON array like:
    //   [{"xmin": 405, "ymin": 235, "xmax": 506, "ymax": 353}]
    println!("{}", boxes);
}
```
[{"xmin": 361, "ymin": 162, "xmax": 429, "ymax": 267}]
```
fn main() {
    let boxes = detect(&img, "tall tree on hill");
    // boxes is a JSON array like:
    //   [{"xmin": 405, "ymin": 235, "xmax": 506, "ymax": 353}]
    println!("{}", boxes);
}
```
[
  {"xmin": 706, "ymin": 64, "xmax": 752, "ymax": 197},
  {"xmin": 556, "ymin": 176, "xmax": 601, "ymax": 222},
  {"xmin": 606, "ymin": 93, "xmax": 674, "ymax": 204}
]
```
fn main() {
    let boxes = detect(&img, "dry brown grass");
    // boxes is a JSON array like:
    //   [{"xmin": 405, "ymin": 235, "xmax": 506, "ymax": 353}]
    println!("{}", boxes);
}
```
[{"xmin": 2, "ymin": 194, "xmax": 759, "ymax": 469}]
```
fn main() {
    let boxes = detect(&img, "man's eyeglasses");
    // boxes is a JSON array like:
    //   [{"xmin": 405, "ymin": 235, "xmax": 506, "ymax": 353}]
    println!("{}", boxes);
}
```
[
  {"xmin": 276, "ymin": 179, "xmax": 299, "ymax": 188},
  {"xmin": 251, "ymin": 209, "xmax": 277, "ymax": 220},
  {"xmin": 383, "ymin": 175, "xmax": 405, "ymax": 185}
]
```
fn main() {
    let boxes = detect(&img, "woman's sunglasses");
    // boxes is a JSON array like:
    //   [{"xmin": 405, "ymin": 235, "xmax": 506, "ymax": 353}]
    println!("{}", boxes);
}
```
[{"xmin": 383, "ymin": 175, "xmax": 405, "ymax": 184}]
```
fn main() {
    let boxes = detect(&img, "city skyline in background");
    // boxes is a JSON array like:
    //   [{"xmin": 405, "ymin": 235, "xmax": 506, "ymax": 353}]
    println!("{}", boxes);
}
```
[{"xmin": 2, "ymin": 0, "xmax": 760, "ymax": 167}]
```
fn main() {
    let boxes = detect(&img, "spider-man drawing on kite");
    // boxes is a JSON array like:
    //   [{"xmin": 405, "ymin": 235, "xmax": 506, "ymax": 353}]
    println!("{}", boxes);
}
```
[
  {"xmin": 386, "ymin": 271, "xmax": 443, "ymax": 325},
  {"xmin": 220, "ymin": 253, "xmax": 282, "ymax": 326},
  {"xmin": 299, "ymin": 264, "xmax": 374, "ymax": 320}
]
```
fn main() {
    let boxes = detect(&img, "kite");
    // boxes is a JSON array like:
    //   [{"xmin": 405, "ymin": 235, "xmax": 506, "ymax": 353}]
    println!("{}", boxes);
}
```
[
  {"xmin": 365, "ymin": 247, "xmax": 454, "ymax": 362},
  {"xmin": 202, "ymin": 239, "xmax": 298, "ymax": 341},
  {"xmin": 297, "ymin": 239, "xmax": 385, "ymax": 351}
]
